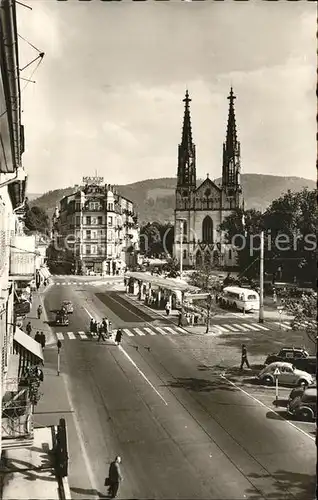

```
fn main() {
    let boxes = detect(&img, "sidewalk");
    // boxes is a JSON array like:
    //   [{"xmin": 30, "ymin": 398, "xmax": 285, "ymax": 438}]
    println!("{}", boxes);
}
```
[{"xmin": 0, "ymin": 284, "xmax": 71, "ymax": 500}]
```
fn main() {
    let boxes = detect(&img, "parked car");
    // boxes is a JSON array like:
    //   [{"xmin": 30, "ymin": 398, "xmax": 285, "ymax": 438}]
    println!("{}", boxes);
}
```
[
  {"xmin": 288, "ymin": 384, "xmax": 317, "ymax": 404},
  {"xmin": 258, "ymin": 361, "xmax": 314, "ymax": 387},
  {"xmin": 292, "ymin": 356, "xmax": 317, "ymax": 375},
  {"xmin": 287, "ymin": 388, "xmax": 317, "ymax": 421},
  {"xmin": 55, "ymin": 310, "xmax": 69, "ymax": 326},
  {"xmin": 62, "ymin": 300, "xmax": 74, "ymax": 314},
  {"xmin": 265, "ymin": 347, "xmax": 309, "ymax": 365}
]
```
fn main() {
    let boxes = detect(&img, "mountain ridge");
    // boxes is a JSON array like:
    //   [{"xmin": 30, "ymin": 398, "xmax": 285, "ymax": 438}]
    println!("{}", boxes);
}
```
[{"xmin": 28, "ymin": 174, "xmax": 316, "ymax": 225}]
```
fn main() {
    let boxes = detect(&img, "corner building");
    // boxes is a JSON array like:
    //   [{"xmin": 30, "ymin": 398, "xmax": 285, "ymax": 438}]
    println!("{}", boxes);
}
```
[
  {"xmin": 173, "ymin": 88, "xmax": 244, "ymax": 268},
  {"xmin": 55, "ymin": 179, "xmax": 139, "ymax": 275}
]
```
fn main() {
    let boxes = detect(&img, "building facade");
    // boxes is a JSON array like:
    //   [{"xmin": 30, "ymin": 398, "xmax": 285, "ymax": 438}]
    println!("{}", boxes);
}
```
[
  {"xmin": 173, "ymin": 88, "xmax": 244, "ymax": 269},
  {"xmin": 53, "ymin": 178, "xmax": 139, "ymax": 275},
  {"xmin": 1, "ymin": 0, "xmax": 42, "ymax": 454}
]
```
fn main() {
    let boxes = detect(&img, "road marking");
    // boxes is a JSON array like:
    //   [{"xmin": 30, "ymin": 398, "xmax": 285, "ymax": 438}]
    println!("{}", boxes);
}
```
[
  {"xmin": 241, "ymin": 323, "xmax": 260, "ymax": 331},
  {"xmin": 78, "ymin": 331, "xmax": 88, "ymax": 339},
  {"xmin": 275, "ymin": 322, "xmax": 292, "ymax": 330},
  {"xmin": 154, "ymin": 326, "xmax": 167, "ymax": 335},
  {"xmin": 215, "ymin": 325, "xmax": 230, "ymax": 332},
  {"xmin": 56, "ymin": 283, "xmax": 60, "ymax": 286},
  {"xmin": 175, "ymin": 326, "xmax": 186, "ymax": 333},
  {"xmin": 119, "ymin": 346, "xmax": 168, "ymax": 406},
  {"xmin": 220, "ymin": 374, "xmax": 315, "ymax": 442},
  {"xmin": 62, "ymin": 373, "xmax": 99, "ymax": 498},
  {"xmin": 123, "ymin": 328, "xmax": 134, "ymax": 337},
  {"xmin": 134, "ymin": 328, "xmax": 145, "ymax": 336},
  {"xmin": 67, "ymin": 332, "xmax": 76, "ymax": 339},
  {"xmin": 62, "ymin": 282, "xmax": 66, "ymax": 285},
  {"xmin": 56, "ymin": 332, "xmax": 64, "ymax": 340},
  {"xmin": 164, "ymin": 326, "xmax": 178, "ymax": 335},
  {"xmin": 223, "ymin": 324, "xmax": 240, "ymax": 332},
  {"xmin": 233, "ymin": 324, "xmax": 248, "ymax": 331},
  {"xmin": 144, "ymin": 327, "xmax": 156, "ymax": 336},
  {"xmin": 251, "ymin": 323, "xmax": 269, "ymax": 331}
]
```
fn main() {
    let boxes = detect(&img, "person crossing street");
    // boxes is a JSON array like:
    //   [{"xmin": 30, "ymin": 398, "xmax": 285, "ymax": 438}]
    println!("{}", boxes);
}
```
[
  {"xmin": 240, "ymin": 343, "xmax": 250, "ymax": 370},
  {"xmin": 37, "ymin": 305, "xmax": 43, "ymax": 320},
  {"xmin": 107, "ymin": 456, "xmax": 123, "ymax": 498},
  {"xmin": 115, "ymin": 329, "xmax": 122, "ymax": 346}
]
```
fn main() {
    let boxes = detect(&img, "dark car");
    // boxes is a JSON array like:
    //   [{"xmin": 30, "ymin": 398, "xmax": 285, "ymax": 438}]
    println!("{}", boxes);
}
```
[
  {"xmin": 287, "ymin": 388, "xmax": 317, "ymax": 421},
  {"xmin": 265, "ymin": 347, "xmax": 309, "ymax": 365},
  {"xmin": 55, "ymin": 310, "xmax": 69, "ymax": 326},
  {"xmin": 292, "ymin": 356, "xmax": 317, "ymax": 375},
  {"xmin": 288, "ymin": 384, "xmax": 317, "ymax": 404}
]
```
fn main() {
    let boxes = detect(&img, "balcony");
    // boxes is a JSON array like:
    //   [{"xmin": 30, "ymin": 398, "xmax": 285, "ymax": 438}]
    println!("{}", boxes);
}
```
[
  {"xmin": 10, "ymin": 235, "xmax": 36, "ymax": 281},
  {"xmin": 2, "ymin": 393, "xmax": 34, "ymax": 449}
]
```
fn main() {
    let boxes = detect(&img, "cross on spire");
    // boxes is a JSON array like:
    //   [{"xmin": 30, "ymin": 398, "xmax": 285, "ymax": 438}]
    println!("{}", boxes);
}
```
[
  {"xmin": 227, "ymin": 87, "xmax": 236, "ymax": 105},
  {"xmin": 183, "ymin": 89, "xmax": 192, "ymax": 107}
]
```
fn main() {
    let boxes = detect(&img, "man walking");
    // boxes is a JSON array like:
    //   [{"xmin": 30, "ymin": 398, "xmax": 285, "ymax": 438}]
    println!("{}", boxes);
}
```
[
  {"xmin": 37, "ymin": 305, "xmax": 43, "ymax": 320},
  {"xmin": 40, "ymin": 331, "xmax": 46, "ymax": 349},
  {"xmin": 97, "ymin": 322, "xmax": 105, "ymax": 342},
  {"xmin": 240, "ymin": 344, "xmax": 250, "ymax": 370},
  {"xmin": 115, "ymin": 329, "xmax": 122, "ymax": 346},
  {"xmin": 107, "ymin": 456, "xmax": 123, "ymax": 498},
  {"xmin": 26, "ymin": 322, "xmax": 32, "ymax": 336}
]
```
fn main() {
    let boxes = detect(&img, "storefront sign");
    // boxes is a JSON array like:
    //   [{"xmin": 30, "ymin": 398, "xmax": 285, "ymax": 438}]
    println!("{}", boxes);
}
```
[{"xmin": 82, "ymin": 176, "xmax": 104, "ymax": 185}]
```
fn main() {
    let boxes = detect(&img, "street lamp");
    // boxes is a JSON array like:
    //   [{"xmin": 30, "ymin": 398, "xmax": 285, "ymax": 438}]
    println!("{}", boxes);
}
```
[
  {"xmin": 176, "ymin": 218, "xmax": 187, "ymax": 279},
  {"xmin": 206, "ymin": 293, "xmax": 212, "ymax": 334},
  {"xmin": 259, "ymin": 230, "xmax": 264, "ymax": 323}
]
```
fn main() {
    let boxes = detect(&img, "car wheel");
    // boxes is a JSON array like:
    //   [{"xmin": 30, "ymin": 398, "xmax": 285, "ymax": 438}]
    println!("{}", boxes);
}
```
[
  {"xmin": 298, "ymin": 408, "xmax": 313, "ymax": 421},
  {"xmin": 262, "ymin": 375, "xmax": 274, "ymax": 386},
  {"xmin": 297, "ymin": 379, "xmax": 309, "ymax": 387}
]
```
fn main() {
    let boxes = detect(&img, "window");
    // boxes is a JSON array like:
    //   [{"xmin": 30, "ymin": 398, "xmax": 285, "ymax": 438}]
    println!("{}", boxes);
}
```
[
  {"xmin": 195, "ymin": 251, "xmax": 202, "ymax": 268},
  {"xmin": 98, "ymin": 216, "xmax": 103, "ymax": 225},
  {"xmin": 86, "ymin": 216, "xmax": 91, "ymax": 225},
  {"xmin": 75, "ymin": 202, "xmax": 81, "ymax": 212},
  {"xmin": 202, "ymin": 216, "xmax": 213, "ymax": 243},
  {"xmin": 91, "ymin": 245, "xmax": 97, "ymax": 254},
  {"xmin": 92, "ymin": 231, "xmax": 97, "ymax": 239},
  {"xmin": 92, "ymin": 217, "xmax": 97, "ymax": 225},
  {"xmin": 75, "ymin": 216, "xmax": 80, "ymax": 226},
  {"xmin": 228, "ymin": 249, "xmax": 232, "ymax": 260},
  {"xmin": 108, "ymin": 216, "xmax": 113, "ymax": 226},
  {"xmin": 183, "ymin": 249, "xmax": 187, "ymax": 259},
  {"xmin": 108, "ymin": 203, "xmax": 114, "ymax": 211},
  {"xmin": 90, "ymin": 202, "xmax": 100, "ymax": 211},
  {"xmin": 86, "ymin": 230, "xmax": 91, "ymax": 240},
  {"xmin": 86, "ymin": 245, "xmax": 91, "ymax": 255}
]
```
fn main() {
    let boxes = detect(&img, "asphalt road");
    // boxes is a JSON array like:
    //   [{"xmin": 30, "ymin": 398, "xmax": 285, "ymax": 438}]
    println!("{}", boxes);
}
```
[{"xmin": 44, "ymin": 280, "xmax": 316, "ymax": 500}]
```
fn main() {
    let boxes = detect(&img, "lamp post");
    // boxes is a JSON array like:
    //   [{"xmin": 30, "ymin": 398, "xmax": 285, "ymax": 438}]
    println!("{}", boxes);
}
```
[
  {"xmin": 176, "ymin": 218, "xmax": 187, "ymax": 279},
  {"xmin": 206, "ymin": 293, "xmax": 212, "ymax": 334},
  {"xmin": 259, "ymin": 230, "xmax": 264, "ymax": 323}
]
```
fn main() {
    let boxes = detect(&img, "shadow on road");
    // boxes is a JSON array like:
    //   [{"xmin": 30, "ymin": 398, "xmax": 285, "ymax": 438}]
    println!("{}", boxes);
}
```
[
  {"xmin": 165, "ymin": 376, "xmax": 238, "ymax": 392},
  {"xmin": 245, "ymin": 469, "xmax": 316, "ymax": 500},
  {"xmin": 70, "ymin": 486, "xmax": 107, "ymax": 498}
]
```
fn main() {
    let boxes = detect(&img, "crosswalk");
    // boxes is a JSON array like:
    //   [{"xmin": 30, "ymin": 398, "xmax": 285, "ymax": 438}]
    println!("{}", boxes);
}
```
[
  {"xmin": 273, "ymin": 321, "xmax": 309, "ymax": 331},
  {"xmin": 54, "ymin": 281, "xmax": 117, "ymax": 286},
  {"xmin": 54, "ymin": 321, "xmax": 275, "ymax": 341},
  {"xmin": 55, "ymin": 324, "xmax": 187, "ymax": 340}
]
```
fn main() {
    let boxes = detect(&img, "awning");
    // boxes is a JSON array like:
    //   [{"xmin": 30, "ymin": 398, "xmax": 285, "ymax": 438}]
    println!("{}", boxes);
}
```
[
  {"xmin": 40, "ymin": 267, "xmax": 50, "ymax": 279},
  {"xmin": 13, "ymin": 328, "xmax": 44, "ymax": 376}
]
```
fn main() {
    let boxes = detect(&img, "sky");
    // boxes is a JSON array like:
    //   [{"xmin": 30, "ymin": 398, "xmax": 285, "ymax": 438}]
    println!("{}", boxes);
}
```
[{"xmin": 17, "ymin": 0, "xmax": 317, "ymax": 194}]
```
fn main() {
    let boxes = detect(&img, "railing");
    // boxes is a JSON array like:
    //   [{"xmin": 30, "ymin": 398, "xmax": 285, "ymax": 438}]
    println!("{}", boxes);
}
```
[{"xmin": 2, "ymin": 399, "xmax": 33, "ymax": 442}]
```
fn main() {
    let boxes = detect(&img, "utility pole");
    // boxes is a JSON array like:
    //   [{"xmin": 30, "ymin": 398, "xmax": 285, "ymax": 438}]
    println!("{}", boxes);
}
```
[
  {"xmin": 259, "ymin": 230, "xmax": 264, "ymax": 323},
  {"xmin": 177, "ymin": 218, "xmax": 186, "ymax": 279},
  {"xmin": 57, "ymin": 340, "xmax": 62, "ymax": 376}
]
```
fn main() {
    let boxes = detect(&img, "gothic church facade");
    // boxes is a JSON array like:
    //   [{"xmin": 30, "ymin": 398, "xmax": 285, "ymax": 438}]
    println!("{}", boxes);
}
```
[{"xmin": 173, "ymin": 88, "xmax": 243, "ymax": 269}]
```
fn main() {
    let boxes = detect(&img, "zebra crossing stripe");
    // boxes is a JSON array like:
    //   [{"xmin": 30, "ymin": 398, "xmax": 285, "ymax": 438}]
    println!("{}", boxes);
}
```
[
  {"xmin": 62, "ymin": 282, "xmax": 66, "ymax": 285},
  {"xmin": 215, "ymin": 325, "xmax": 231, "ymax": 332},
  {"xmin": 134, "ymin": 328, "xmax": 145, "ymax": 336},
  {"xmin": 280, "ymin": 322, "xmax": 292, "ymax": 330},
  {"xmin": 56, "ymin": 283, "xmax": 60, "ymax": 286},
  {"xmin": 56, "ymin": 332, "xmax": 63, "ymax": 340},
  {"xmin": 175, "ymin": 326, "xmax": 185, "ymax": 333},
  {"xmin": 224, "ymin": 325, "xmax": 240, "ymax": 332},
  {"xmin": 78, "ymin": 331, "xmax": 88, "ymax": 339},
  {"xmin": 144, "ymin": 327, "xmax": 156, "ymax": 336},
  {"xmin": 242, "ymin": 323, "xmax": 260, "ymax": 331},
  {"xmin": 67, "ymin": 332, "xmax": 76, "ymax": 339},
  {"xmin": 154, "ymin": 326, "xmax": 167, "ymax": 335},
  {"xmin": 233, "ymin": 324, "xmax": 247, "ymax": 331},
  {"xmin": 163, "ymin": 326, "xmax": 178, "ymax": 335},
  {"xmin": 251, "ymin": 323, "xmax": 269, "ymax": 331},
  {"xmin": 123, "ymin": 328, "xmax": 134, "ymax": 337}
]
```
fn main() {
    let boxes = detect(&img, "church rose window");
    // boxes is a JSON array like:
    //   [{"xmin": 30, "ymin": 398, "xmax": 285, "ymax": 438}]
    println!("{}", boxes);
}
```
[{"xmin": 202, "ymin": 216, "xmax": 213, "ymax": 243}]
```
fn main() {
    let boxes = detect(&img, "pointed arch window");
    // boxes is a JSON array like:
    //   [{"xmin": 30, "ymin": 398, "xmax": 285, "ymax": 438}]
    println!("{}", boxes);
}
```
[
  {"xmin": 195, "ymin": 251, "xmax": 202, "ymax": 268},
  {"xmin": 202, "ymin": 216, "xmax": 213, "ymax": 243}
]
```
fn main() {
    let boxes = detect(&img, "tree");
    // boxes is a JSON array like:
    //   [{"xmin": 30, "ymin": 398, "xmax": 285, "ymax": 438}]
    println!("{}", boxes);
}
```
[
  {"xmin": 24, "ymin": 203, "xmax": 50, "ymax": 235},
  {"xmin": 283, "ymin": 294, "xmax": 317, "ymax": 344},
  {"xmin": 189, "ymin": 262, "xmax": 223, "ymax": 293},
  {"xmin": 139, "ymin": 222, "xmax": 174, "ymax": 257}
]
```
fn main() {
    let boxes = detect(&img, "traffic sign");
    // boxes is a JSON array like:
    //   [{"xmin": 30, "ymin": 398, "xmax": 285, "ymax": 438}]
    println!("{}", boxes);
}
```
[{"xmin": 273, "ymin": 367, "xmax": 280, "ymax": 376}]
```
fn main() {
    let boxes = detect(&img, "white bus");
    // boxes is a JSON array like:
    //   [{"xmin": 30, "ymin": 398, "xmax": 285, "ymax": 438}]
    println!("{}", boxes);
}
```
[{"xmin": 220, "ymin": 286, "xmax": 260, "ymax": 312}]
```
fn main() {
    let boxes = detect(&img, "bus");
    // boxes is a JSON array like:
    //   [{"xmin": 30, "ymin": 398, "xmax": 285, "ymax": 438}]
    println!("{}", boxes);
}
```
[{"xmin": 219, "ymin": 286, "xmax": 260, "ymax": 312}]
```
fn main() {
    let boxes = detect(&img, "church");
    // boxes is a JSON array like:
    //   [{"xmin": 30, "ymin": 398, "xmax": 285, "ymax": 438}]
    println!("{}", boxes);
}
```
[{"xmin": 173, "ymin": 88, "xmax": 244, "ymax": 269}]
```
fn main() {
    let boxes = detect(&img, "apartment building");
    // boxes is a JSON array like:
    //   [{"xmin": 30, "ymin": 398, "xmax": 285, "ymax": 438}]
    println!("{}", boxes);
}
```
[
  {"xmin": 0, "ymin": 0, "xmax": 41, "ymax": 454},
  {"xmin": 53, "ymin": 177, "xmax": 139, "ymax": 275}
]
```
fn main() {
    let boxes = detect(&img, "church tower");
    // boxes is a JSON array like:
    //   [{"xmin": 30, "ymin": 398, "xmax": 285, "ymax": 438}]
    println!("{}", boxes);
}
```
[
  {"xmin": 176, "ymin": 90, "xmax": 196, "ymax": 199},
  {"xmin": 222, "ymin": 87, "xmax": 242, "ymax": 203}
]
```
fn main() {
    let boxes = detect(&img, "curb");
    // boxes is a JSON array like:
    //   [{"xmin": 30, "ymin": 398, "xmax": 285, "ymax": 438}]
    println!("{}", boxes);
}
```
[{"xmin": 59, "ymin": 476, "xmax": 72, "ymax": 500}]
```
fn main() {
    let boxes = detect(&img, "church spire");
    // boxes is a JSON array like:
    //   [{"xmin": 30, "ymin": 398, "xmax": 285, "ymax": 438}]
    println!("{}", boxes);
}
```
[
  {"xmin": 177, "ymin": 90, "xmax": 196, "ymax": 190},
  {"xmin": 222, "ymin": 87, "xmax": 241, "ymax": 189}
]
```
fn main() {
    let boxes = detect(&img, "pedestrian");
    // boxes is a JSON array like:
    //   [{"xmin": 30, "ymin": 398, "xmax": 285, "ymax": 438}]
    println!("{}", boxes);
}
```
[
  {"xmin": 240, "ymin": 344, "xmax": 250, "ymax": 370},
  {"xmin": 90, "ymin": 318, "xmax": 94, "ymax": 335},
  {"xmin": 272, "ymin": 290, "xmax": 277, "ymax": 304},
  {"xmin": 37, "ymin": 305, "xmax": 43, "ymax": 319},
  {"xmin": 115, "ymin": 329, "xmax": 122, "ymax": 346},
  {"xmin": 40, "ymin": 332, "xmax": 46, "ymax": 349},
  {"xmin": 26, "ymin": 322, "xmax": 32, "ymax": 336},
  {"xmin": 177, "ymin": 310, "xmax": 182, "ymax": 327},
  {"xmin": 107, "ymin": 456, "xmax": 123, "ymax": 498},
  {"xmin": 43, "ymin": 279, "xmax": 47, "ymax": 288},
  {"xmin": 34, "ymin": 331, "xmax": 41, "ymax": 343},
  {"xmin": 165, "ymin": 301, "xmax": 171, "ymax": 316},
  {"xmin": 97, "ymin": 323, "xmax": 105, "ymax": 342}
]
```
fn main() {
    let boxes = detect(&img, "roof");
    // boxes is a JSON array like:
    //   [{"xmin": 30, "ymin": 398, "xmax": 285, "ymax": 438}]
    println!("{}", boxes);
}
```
[
  {"xmin": 125, "ymin": 272, "xmax": 200, "ymax": 293},
  {"xmin": 195, "ymin": 176, "xmax": 222, "ymax": 193},
  {"xmin": 223, "ymin": 286, "xmax": 259, "ymax": 294}
]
